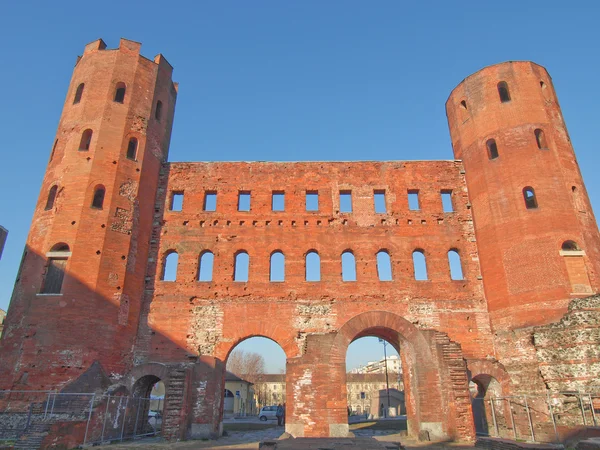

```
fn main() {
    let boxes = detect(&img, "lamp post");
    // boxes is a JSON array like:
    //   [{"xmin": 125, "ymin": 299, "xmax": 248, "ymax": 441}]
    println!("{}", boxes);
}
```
[{"xmin": 378, "ymin": 338, "xmax": 391, "ymax": 418}]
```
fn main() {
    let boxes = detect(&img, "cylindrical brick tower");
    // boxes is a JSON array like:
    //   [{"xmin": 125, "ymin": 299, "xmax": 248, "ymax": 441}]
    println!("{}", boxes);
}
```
[
  {"xmin": 0, "ymin": 39, "xmax": 177, "ymax": 390},
  {"xmin": 446, "ymin": 61, "xmax": 600, "ymax": 331}
]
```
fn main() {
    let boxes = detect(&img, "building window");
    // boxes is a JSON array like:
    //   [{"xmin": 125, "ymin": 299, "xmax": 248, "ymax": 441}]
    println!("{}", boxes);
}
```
[
  {"xmin": 114, "ymin": 82, "xmax": 126, "ymax": 103},
  {"xmin": 162, "ymin": 251, "xmax": 178, "ymax": 281},
  {"xmin": 534, "ymin": 129, "xmax": 548, "ymax": 150},
  {"xmin": 45, "ymin": 185, "xmax": 58, "ymax": 211},
  {"xmin": 523, "ymin": 187, "xmax": 538, "ymax": 209},
  {"xmin": 91, "ymin": 185, "xmax": 105, "ymax": 209},
  {"xmin": 486, "ymin": 139, "xmax": 498, "ymax": 160},
  {"xmin": 204, "ymin": 191, "xmax": 217, "ymax": 211},
  {"xmin": 234, "ymin": 251, "xmax": 249, "ymax": 282},
  {"xmin": 306, "ymin": 191, "xmax": 319, "ymax": 211},
  {"xmin": 412, "ymin": 250, "xmax": 428, "ymax": 280},
  {"xmin": 497, "ymin": 81, "xmax": 511, "ymax": 103},
  {"xmin": 408, "ymin": 190, "xmax": 420, "ymax": 211},
  {"xmin": 73, "ymin": 83, "xmax": 84, "ymax": 104},
  {"xmin": 198, "ymin": 251, "xmax": 214, "ymax": 282},
  {"xmin": 272, "ymin": 191, "xmax": 285, "ymax": 211},
  {"xmin": 50, "ymin": 139, "xmax": 58, "ymax": 162},
  {"xmin": 41, "ymin": 243, "xmax": 70, "ymax": 294},
  {"xmin": 126, "ymin": 138, "xmax": 138, "ymax": 160},
  {"xmin": 170, "ymin": 192, "xmax": 183, "ymax": 211},
  {"xmin": 79, "ymin": 129, "xmax": 93, "ymax": 151},
  {"xmin": 155, "ymin": 101, "xmax": 163, "ymax": 121},
  {"xmin": 374, "ymin": 190, "xmax": 386, "ymax": 213},
  {"xmin": 305, "ymin": 251, "xmax": 320, "ymax": 282},
  {"xmin": 238, "ymin": 191, "xmax": 251, "ymax": 211},
  {"xmin": 340, "ymin": 191, "xmax": 352, "ymax": 213},
  {"xmin": 270, "ymin": 251, "xmax": 285, "ymax": 282},
  {"xmin": 441, "ymin": 190, "xmax": 453, "ymax": 212},
  {"xmin": 448, "ymin": 249, "xmax": 464, "ymax": 280},
  {"xmin": 341, "ymin": 251, "xmax": 356, "ymax": 281},
  {"xmin": 376, "ymin": 250, "xmax": 392, "ymax": 281}
]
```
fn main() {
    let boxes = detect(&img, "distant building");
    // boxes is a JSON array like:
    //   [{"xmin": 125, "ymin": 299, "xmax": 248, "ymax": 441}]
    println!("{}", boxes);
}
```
[
  {"xmin": 224, "ymin": 371, "xmax": 255, "ymax": 417},
  {"xmin": 350, "ymin": 356, "xmax": 403, "ymax": 387},
  {"xmin": 252, "ymin": 372, "xmax": 405, "ymax": 418},
  {"xmin": 0, "ymin": 226, "xmax": 7, "ymax": 260},
  {"xmin": 346, "ymin": 373, "xmax": 404, "ymax": 417}
]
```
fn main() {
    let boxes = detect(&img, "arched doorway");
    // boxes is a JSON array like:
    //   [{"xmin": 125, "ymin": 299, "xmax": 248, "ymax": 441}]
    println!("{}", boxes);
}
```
[
  {"xmin": 346, "ymin": 336, "xmax": 405, "ymax": 423},
  {"xmin": 132, "ymin": 375, "xmax": 166, "ymax": 435},
  {"xmin": 223, "ymin": 336, "xmax": 287, "ymax": 423},
  {"xmin": 315, "ymin": 311, "xmax": 474, "ymax": 440}
]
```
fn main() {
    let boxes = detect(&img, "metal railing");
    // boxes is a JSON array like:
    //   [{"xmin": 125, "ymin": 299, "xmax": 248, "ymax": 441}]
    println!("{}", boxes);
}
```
[
  {"xmin": 0, "ymin": 390, "xmax": 164, "ymax": 447},
  {"xmin": 472, "ymin": 392, "xmax": 599, "ymax": 443}
]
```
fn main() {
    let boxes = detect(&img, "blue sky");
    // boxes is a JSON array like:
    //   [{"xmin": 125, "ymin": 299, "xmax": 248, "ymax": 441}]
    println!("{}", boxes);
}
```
[{"xmin": 1, "ymin": 1, "xmax": 600, "ymax": 371}]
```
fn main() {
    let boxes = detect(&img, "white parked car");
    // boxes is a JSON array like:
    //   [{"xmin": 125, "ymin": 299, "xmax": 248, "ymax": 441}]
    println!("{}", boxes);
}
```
[{"xmin": 258, "ymin": 405, "xmax": 278, "ymax": 421}]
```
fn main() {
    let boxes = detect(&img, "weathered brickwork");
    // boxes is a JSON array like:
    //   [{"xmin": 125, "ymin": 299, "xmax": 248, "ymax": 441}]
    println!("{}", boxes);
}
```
[{"xmin": 1, "ymin": 40, "xmax": 599, "ymax": 446}]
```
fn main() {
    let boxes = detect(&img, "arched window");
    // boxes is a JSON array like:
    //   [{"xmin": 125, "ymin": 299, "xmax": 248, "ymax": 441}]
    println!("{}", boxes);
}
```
[
  {"xmin": 270, "ymin": 251, "xmax": 285, "ymax": 282},
  {"xmin": 114, "ymin": 82, "xmax": 126, "ymax": 103},
  {"xmin": 91, "ymin": 185, "xmax": 105, "ymax": 209},
  {"xmin": 497, "ymin": 81, "xmax": 511, "ymax": 103},
  {"xmin": 162, "ymin": 251, "xmax": 178, "ymax": 281},
  {"xmin": 561, "ymin": 240, "xmax": 580, "ymax": 252},
  {"xmin": 79, "ymin": 129, "xmax": 93, "ymax": 151},
  {"xmin": 448, "ymin": 249, "xmax": 464, "ymax": 280},
  {"xmin": 126, "ymin": 137, "xmax": 138, "ymax": 160},
  {"xmin": 234, "ymin": 251, "xmax": 249, "ymax": 282},
  {"xmin": 486, "ymin": 139, "xmax": 498, "ymax": 160},
  {"xmin": 306, "ymin": 251, "xmax": 320, "ymax": 281},
  {"xmin": 155, "ymin": 101, "xmax": 163, "ymax": 121},
  {"xmin": 376, "ymin": 250, "xmax": 392, "ymax": 281},
  {"xmin": 73, "ymin": 83, "xmax": 84, "ymax": 104},
  {"xmin": 50, "ymin": 139, "xmax": 58, "ymax": 162},
  {"xmin": 534, "ymin": 129, "xmax": 548, "ymax": 150},
  {"xmin": 198, "ymin": 251, "xmax": 214, "ymax": 282},
  {"xmin": 41, "ymin": 243, "xmax": 71, "ymax": 294},
  {"xmin": 523, "ymin": 187, "xmax": 538, "ymax": 209},
  {"xmin": 341, "ymin": 251, "xmax": 356, "ymax": 282},
  {"xmin": 45, "ymin": 185, "xmax": 58, "ymax": 211},
  {"xmin": 412, "ymin": 250, "xmax": 428, "ymax": 280}
]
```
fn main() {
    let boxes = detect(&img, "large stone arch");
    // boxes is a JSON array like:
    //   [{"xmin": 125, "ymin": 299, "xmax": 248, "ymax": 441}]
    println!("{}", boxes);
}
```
[{"xmin": 285, "ymin": 310, "xmax": 475, "ymax": 440}]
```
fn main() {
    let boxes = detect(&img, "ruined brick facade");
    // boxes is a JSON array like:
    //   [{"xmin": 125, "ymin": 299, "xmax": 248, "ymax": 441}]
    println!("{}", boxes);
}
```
[{"xmin": 1, "ymin": 39, "xmax": 599, "ymax": 443}]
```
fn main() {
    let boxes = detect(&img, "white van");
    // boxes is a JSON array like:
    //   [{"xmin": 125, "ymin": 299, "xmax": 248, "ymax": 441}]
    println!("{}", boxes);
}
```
[{"xmin": 258, "ymin": 405, "xmax": 278, "ymax": 421}]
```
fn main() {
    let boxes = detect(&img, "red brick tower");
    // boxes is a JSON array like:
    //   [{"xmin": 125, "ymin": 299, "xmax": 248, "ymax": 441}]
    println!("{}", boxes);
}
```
[
  {"xmin": 446, "ymin": 61, "xmax": 600, "ymax": 331},
  {"xmin": 0, "ymin": 39, "xmax": 177, "ymax": 390}
]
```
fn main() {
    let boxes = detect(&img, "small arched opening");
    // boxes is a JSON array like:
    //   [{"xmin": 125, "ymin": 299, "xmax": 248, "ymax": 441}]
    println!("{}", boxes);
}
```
[
  {"xmin": 270, "ymin": 251, "xmax": 285, "ymax": 282},
  {"xmin": 91, "ymin": 185, "xmax": 105, "ymax": 209},
  {"xmin": 131, "ymin": 375, "xmax": 165, "ymax": 436},
  {"xmin": 470, "ymin": 374, "xmax": 503, "ymax": 436},
  {"xmin": 497, "ymin": 81, "xmax": 511, "ymax": 103},
  {"xmin": 73, "ymin": 83, "xmax": 84, "ymax": 104},
  {"xmin": 126, "ymin": 137, "xmax": 138, "ymax": 160},
  {"xmin": 41, "ymin": 243, "xmax": 70, "ymax": 294},
  {"xmin": 79, "ymin": 129, "xmax": 93, "ymax": 151},
  {"xmin": 234, "ymin": 251, "xmax": 249, "ymax": 282},
  {"xmin": 161, "ymin": 251, "xmax": 178, "ymax": 281},
  {"xmin": 114, "ymin": 82, "xmax": 126, "ymax": 103},
  {"xmin": 486, "ymin": 139, "xmax": 498, "ymax": 160},
  {"xmin": 305, "ymin": 250, "xmax": 320, "ymax": 282},
  {"xmin": 45, "ymin": 185, "xmax": 58, "ymax": 211}
]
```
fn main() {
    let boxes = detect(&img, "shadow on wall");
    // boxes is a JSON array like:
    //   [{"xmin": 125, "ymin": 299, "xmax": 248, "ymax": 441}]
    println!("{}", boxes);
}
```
[{"xmin": 0, "ymin": 240, "xmax": 222, "ymax": 443}]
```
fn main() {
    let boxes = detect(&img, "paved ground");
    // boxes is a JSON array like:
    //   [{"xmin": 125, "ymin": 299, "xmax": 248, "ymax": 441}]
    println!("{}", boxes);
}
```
[{"xmin": 91, "ymin": 420, "xmax": 474, "ymax": 449}]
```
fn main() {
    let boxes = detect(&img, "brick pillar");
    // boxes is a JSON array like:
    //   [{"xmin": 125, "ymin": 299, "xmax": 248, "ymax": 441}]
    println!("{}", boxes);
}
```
[
  {"xmin": 285, "ymin": 334, "xmax": 349, "ymax": 438},
  {"xmin": 188, "ymin": 357, "xmax": 225, "ymax": 439}
]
